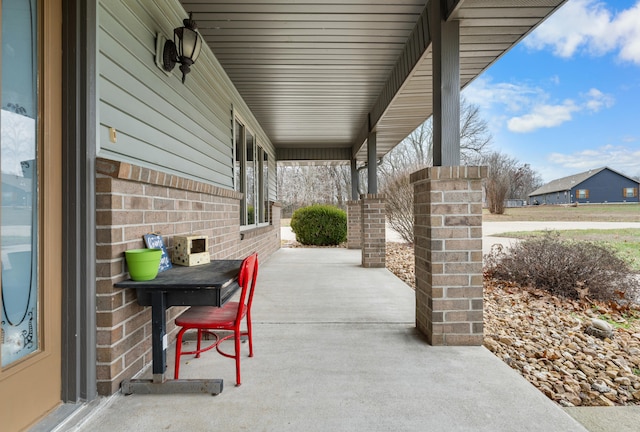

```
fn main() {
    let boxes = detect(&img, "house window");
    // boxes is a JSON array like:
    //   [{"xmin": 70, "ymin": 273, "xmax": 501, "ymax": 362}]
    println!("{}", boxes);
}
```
[
  {"xmin": 576, "ymin": 189, "xmax": 589, "ymax": 199},
  {"xmin": 623, "ymin": 187, "xmax": 638, "ymax": 198},
  {"xmin": 258, "ymin": 148, "xmax": 270, "ymax": 224},
  {"xmin": 234, "ymin": 118, "xmax": 269, "ymax": 227}
]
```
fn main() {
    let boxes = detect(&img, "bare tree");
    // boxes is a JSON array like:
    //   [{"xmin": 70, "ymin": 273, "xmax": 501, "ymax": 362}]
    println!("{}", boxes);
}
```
[
  {"xmin": 378, "ymin": 122, "xmax": 432, "ymax": 188},
  {"xmin": 381, "ymin": 97, "xmax": 493, "ymax": 242},
  {"xmin": 507, "ymin": 164, "xmax": 544, "ymax": 200},
  {"xmin": 379, "ymin": 97, "xmax": 491, "ymax": 187},
  {"xmin": 483, "ymin": 152, "xmax": 514, "ymax": 214},
  {"xmin": 459, "ymin": 101, "xmax": 492, "ymax": 164},
  {"xmin": 277, "ymin": 165, "xmax": 351, "ymax": 216},
  {"xmin": 482, "ymin": 152, "xmax": 545, "ymax": 214},
  {"xmin": 384, "ymin": 174, "xmax": 414, "ymax": 243}
]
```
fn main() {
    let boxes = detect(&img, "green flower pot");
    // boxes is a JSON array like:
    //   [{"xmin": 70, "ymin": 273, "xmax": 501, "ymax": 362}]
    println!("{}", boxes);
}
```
[{"xmin": 125, "ymin": 248, "xmax": 162, "ymax": 281}]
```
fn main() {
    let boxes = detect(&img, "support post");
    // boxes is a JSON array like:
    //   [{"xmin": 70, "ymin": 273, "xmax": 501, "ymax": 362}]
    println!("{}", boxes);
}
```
[
  {"xmin": 367, "ymin": 132, "xmax": 377, "ymax": 193},
  {"xmin": 410, "ymin": 166, "xmax": 487, "ymax": 345},
  {"xmin": 350, "ymin": 158, "xmax": 359, "ymax": 200},
  {"xmin": 347, "ymin": 200, "xmax": 362, "ymax": 249},
  {"xmin": 360, "ymin": 194, "xmax": 385, "ymax": 268},
  {"xmin": 430, "ymin": 0, "xmax": 460, "ymax": 166}
]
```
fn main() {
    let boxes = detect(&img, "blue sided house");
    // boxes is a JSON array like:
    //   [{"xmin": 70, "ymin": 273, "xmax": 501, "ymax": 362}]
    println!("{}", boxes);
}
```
[{"xmin": 528, "ymin": 167, "xmax": 640, "ymax": 205}]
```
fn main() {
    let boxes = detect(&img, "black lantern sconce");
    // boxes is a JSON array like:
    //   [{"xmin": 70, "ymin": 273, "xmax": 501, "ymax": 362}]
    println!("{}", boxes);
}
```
[{"xmin": 161, "ymin": 12, "xmax": 203, "ymax": 83}]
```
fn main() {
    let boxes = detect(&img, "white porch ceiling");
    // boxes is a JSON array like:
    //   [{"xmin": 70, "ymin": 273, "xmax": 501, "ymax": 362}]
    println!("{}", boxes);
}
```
[{"xmin": 180, "ymin": 0, "xmax": 567, "ymax": 163}]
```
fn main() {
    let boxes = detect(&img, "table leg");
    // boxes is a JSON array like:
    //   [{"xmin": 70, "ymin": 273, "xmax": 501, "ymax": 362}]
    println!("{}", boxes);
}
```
[
  {"xmin": 120, "ymin": 291, "xmax": 224, "ymax": 395},
  {"xmin": 151, "ymin": 291, "xmax": 167, "ymax": 380}
]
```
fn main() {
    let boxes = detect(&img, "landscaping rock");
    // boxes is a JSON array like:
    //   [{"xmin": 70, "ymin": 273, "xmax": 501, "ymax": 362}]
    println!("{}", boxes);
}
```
[{"xmin": 586, "ymin": 318, "xmax": 615, "ymax": 339}]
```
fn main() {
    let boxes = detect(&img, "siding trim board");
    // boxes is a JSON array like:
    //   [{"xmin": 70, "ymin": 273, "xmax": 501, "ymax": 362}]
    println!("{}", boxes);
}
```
[{"xmin": 96, "ymin": 158, "xmax": 242, "ymax": 200}]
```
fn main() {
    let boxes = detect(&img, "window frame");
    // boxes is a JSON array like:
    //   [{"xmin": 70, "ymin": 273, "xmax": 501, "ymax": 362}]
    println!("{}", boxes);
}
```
[
  {"xmin": 576, "ymin": 189, "xmax": 589, "ymax": 200},
  {"xmin": 623, "ymin": 187, "xmax": 638, "ymax": 198},
  {"xmin": 233, "ymin": 115, "xmax": 270, "ymax": 229}
]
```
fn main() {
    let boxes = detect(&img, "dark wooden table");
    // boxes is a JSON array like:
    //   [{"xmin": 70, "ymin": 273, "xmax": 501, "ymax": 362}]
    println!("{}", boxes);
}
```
[{"xmin": 114, "ymin": 259, "xmax": 243, "ymax": 395}]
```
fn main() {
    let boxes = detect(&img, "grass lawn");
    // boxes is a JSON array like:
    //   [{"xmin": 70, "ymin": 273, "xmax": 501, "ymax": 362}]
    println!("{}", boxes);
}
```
[{"xmin": 483, "ymin": 203, "xmax": 640, "ymax": 222}]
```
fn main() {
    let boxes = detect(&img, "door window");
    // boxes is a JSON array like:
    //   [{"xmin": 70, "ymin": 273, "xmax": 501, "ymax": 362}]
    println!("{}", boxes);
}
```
[{"xmin": 1, "ymin": 0, "xmax": 39, "ymax": 367}]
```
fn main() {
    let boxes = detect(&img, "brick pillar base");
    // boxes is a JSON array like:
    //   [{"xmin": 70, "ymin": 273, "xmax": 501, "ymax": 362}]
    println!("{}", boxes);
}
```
[
  {"xmin": 410, "ymin": 166, "xmax": 487, "ymax": 345},
  {"xmin": 360, "ymin": 194, "xmax": 385, "ymax": 268},
  {"xmin": 347, "ymin": 200, "xmax": 362, "ymax": 249}
]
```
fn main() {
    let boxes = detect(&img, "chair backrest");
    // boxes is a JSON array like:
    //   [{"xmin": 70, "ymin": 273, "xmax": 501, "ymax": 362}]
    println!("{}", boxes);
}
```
[{"xmin": 236, "ymin": 252, "xmax": 258, "ymax": 321}]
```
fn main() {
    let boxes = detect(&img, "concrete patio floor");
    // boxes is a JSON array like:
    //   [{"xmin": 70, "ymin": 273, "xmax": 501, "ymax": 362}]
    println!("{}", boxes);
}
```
[{"xmin": 61, "ymin": 247, "xmax": 591, "ymax": 432}]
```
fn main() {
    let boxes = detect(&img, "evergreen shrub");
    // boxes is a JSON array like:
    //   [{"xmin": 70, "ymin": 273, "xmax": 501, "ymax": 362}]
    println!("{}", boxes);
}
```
[{"xmin": 290, "ymin": 205, "xmax": 347, "ymax": 246}]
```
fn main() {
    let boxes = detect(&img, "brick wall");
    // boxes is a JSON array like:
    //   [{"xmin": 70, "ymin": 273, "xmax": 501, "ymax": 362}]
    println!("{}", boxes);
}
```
[
  {"xmin": 360, "ymin": 194, "xmax": 386, "ymax": 268},
  {"xmin": 410, "ymin": 166, "xmax": 486, "ymax": 346},
  {"xmin": 346, "ymin": 200, "xmax": 362, "ymax": 249},
  {"xmin": 95, "ymin": 158, "xmax": 280, "ymax": 395}
]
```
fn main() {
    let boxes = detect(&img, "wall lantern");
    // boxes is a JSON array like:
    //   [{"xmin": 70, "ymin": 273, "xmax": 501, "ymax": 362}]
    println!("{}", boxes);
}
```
[{"xmin": 161, "ymin": 12, "xmax": 203, "ymax": 83}]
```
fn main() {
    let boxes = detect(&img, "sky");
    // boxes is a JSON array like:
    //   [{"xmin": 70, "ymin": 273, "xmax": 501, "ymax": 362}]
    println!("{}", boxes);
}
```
[{"xmin": 463, "ymin": 0, "xmax": 640, "ymax": 183}]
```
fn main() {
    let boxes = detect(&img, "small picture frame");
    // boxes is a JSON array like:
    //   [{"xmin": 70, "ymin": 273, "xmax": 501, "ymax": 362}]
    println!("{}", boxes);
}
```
[{"xmin": 143, "ymin": 233, "xmax": 172, "ymax": 272}]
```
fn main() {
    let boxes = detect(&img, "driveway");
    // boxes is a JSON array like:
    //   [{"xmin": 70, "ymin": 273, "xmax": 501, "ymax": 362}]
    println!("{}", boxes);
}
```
[
  {"xmin": 482, "ymin": 221, "xmax": 640, "ymax": 254},
  {"xmin": 283, "ymin": 221, "xmax": 640, "ymax": 254}
]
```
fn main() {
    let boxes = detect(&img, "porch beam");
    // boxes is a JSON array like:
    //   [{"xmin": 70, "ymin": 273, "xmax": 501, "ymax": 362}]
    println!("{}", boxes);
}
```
[
  {"xmin": 352, "ymin": 3, "xmax": 432, "ymax": 158},
  {"xmin": 277, "ymin": 147, "xmax": 351, "ymax": 162}
]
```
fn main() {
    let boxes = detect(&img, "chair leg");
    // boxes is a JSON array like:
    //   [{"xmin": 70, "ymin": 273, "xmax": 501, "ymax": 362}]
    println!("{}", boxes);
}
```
[
  {"xmin": 234, "ymin": 330, "xmax": 242, "ymax": 386},
  {"xmin": 174, "ymin": 327, "xmax": 188, "ymax": 379},
  {"xmin": 196, "ymin": 329, "xmax": 202, "ymax": 358},
  {"xmin": 246, "ymin": 315, "xmax": 253, "ymax": 358}
]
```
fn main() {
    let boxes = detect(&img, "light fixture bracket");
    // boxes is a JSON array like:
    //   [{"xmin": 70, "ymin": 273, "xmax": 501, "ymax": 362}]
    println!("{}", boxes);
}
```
[
  {"xmin": 154, "ymin": 11, "xmax": 202, "ymax": 83},
  {"xmin": 155, "ymin": 33, "xmax": 172, "ymax": 77},
  {"xmin": 162, "ymin": 39, "xmax": 178, "ymax": 72}
]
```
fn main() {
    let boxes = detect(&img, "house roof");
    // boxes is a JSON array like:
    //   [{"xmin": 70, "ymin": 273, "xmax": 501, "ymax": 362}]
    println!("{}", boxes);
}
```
[
  {"xmin": 528, "ymin": 166, "xmax": 637, "ymax": 197},
  {"xmin": 180, "ymin": 0, "xmax": 568, "ymax": 163}
]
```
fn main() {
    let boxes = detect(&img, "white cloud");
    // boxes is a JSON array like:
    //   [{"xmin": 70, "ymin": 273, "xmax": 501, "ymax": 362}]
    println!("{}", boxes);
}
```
[
  {"xmin": 508, "ymin": 101, "xmax": 578, "ymax": 132},
  {"xmin": 547, "ymin": 144, "xmax": 640, "ymax": 177},
  {"xmin": 466, "ymin": 78, "xmax": 615, "ymax": 133},
  {"xmin": 524, "ymin": 0, "xmax": 640, "ymax": 65},
  {"xmin": 582, "ymin": 88, "xmax": 615, "ymax": 112},
  {"xmin": 463, "ymin": 77, "xmax": 544, "ymax": 113},
  {"xmin": 507, "ymin": 88, "xmax": 615, "ymax": 132},
  {"xmin": 613, "ymin": 3, "xmax": 640, "ymax": 63}
]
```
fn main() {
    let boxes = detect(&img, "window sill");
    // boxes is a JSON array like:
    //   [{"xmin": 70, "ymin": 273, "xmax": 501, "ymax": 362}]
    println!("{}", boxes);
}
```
[{"xmin": 240, "ymin": 224, "xmax": 274, "ymax": 240}]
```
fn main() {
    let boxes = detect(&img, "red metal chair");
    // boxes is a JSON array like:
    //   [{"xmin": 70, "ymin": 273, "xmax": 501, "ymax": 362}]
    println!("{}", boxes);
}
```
[{"xmin": 173, "ymin": 252, "xmax": 258, "ymax": 386}]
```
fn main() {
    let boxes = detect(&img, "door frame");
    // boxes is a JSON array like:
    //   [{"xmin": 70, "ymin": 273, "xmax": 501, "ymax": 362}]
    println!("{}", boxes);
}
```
[{"xmin": 60, "ymin": 0, "xmax": 98, "ymax": 402}]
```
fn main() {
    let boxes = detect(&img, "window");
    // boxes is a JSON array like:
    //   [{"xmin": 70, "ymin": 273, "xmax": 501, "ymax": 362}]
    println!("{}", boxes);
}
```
[
  {"xmin": 234, "ymin": 118, "xmax": 269, "ymax": 227},
  {"xmin": 258, "ymin": 147, "xmax": 269, "ymax": 224},
  {"xmin": 1, "ymin": 0, "xmax": 40, "ymax": 366},
  {"xmin": 576, "ymin": 189, "xmax": 589, "ymax": 199},
  {"xmin": 623, "ymin": 187, "xmax": 638, "ymax": 198}
]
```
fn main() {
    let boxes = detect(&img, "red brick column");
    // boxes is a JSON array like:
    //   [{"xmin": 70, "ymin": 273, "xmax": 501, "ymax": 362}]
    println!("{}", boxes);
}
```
[
  {"xmin": 347, "ymin": 200, "xmax": 362, "ymax": 249},
  {"xmin": 410, "ymin": 166, "xmax": 487, "ymax": 345},
  {"xmin": 360, "ymin": 194, "xmax": 386, "ymax": 268}
]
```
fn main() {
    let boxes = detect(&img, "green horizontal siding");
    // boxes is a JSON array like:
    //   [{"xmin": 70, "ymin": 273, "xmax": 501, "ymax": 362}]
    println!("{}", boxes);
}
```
[{"xmin": 97, "ymin": 0, "xmax": 275, "ymax": 197}]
